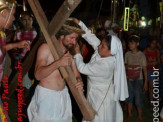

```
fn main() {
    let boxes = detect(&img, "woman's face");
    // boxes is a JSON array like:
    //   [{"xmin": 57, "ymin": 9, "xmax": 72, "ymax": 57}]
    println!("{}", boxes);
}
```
[
  {"xmin": 21, "ymin": 15, "xmax": 33, "ymax": 30},
  {"xmin": 98, "ymin": 39, "xmax": 111, "ymax": 57}
]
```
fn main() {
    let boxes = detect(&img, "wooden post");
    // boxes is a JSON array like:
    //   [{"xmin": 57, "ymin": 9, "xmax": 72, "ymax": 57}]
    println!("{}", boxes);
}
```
[{"xmin": 27, "ymin": 0, "xmax": 96, "ymax": 120}]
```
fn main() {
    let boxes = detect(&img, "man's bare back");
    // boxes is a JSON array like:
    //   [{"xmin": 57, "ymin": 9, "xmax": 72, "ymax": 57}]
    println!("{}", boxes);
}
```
[{"xmin": 35, "ymin": 43, "xmax": 72, "ymax": 90}]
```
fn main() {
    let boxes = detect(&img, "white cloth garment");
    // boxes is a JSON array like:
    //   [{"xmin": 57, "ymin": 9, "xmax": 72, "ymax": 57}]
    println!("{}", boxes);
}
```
[
  {"xmin": 74, "ymin": 21, "xmax": 128, "ymax": 122},
  {"xmin": 27, "ymin": 85, "xmax": 72, "ymax": 122},
  {"xmin": 107, "ymin": 29, "xmax": 118, "ymax": 37},
  {"xmin": 111, "ymin": 36, "xmax": 128, "ymax": 101}
]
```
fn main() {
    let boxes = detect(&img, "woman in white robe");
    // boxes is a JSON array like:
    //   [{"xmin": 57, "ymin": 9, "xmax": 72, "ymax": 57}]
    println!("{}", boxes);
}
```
[{"xmin": 73, "ymin": 19, "xmax": 128, "ymax": 122}]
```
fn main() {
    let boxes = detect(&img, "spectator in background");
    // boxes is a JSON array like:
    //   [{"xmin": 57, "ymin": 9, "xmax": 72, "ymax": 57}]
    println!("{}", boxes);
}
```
[
  {"xmin": 107, "ymin": 23, "xmax": 119, "ymax": 37},
  {"xmin": 14, "ymin": 11, "xmax": 37, "ymax": 88},
  {"xmin": 144, "ymin": 36, "xmax": 160, "ymax": 107},
  {"xmin": 124, "ymin": 35, "xmax": 147, "ymax": 122},
  {"xmin": 95, "ymin": 27, "xmax": 107, "ymax": 39},
  {"xmin": 14, "ymin": 11, "xmax": 37, "ymax": 60},
  {"xmin": 104, "ymin": 20, "xmax": 111, "ymax": 30}
]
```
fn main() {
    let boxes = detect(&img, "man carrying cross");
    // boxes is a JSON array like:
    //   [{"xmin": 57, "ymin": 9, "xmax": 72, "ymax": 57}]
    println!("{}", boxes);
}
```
[{"xmin": 27, "ymin": 20, "xmax": 84, "ymax": 122}]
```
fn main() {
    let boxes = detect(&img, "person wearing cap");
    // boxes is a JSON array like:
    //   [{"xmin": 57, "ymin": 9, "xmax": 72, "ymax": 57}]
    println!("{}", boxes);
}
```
[
  {"xmin": 107, "ymin": 23, "xmax": 119, "ymax": 37},
  {"xmin": 72, "ymin": 18, "xmax": 128, "ymax": 122},
  {"xmin": 27, "ymin": 20, "xmax": 84, "ymax": 122}
]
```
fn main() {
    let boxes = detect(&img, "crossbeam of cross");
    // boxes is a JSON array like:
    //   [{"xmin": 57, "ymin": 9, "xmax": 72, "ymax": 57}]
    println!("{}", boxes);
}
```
[{"xmin": 26, "ymin": 0, "xmax": 96, "ymax": 120}]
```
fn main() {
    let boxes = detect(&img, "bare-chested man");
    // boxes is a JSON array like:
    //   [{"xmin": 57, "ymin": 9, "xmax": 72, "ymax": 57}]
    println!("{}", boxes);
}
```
[{"xmin": 27, "ymin": 20, "xmax": 85, "ymax": 122}]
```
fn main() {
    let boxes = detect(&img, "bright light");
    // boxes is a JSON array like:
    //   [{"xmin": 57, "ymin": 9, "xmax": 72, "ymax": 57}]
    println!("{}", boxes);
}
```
[{"xmin": 141, "ymin": 21, "xmax": 146, "ymax": 27}]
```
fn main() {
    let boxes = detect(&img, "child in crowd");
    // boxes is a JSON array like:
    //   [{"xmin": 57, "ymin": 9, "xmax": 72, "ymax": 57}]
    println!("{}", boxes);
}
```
[
  {"xmin": 125, "ymin": 35, "xmax": 147, "ymax": 122},
  {"xmin": 144, "ymin": 37, "xmax": 160, "ymax": 106}
]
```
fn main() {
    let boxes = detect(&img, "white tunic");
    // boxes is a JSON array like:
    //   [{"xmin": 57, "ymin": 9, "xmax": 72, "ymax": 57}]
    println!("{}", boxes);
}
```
[{"xmin": 74, "ymin": 21, "xmax": 124, "ymax": 122}]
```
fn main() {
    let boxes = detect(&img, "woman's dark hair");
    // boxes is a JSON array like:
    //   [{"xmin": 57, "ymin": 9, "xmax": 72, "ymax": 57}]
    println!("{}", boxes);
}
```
[
  {"xmin": 96, "ymin": 28, "xmax": 107, "ymax": 35},
  {"xmin": 103, "ymin": 35, "xmax": 112, "ymax": 50},
  {"xmin": 20, "ymin": 11, "xmax": 34, "ymax": 19}
]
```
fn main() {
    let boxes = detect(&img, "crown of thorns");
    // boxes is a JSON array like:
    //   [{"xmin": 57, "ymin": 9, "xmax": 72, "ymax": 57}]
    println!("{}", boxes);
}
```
[{"xmin": 62, "ymin": 24, "xmax": 85, "ymax": 35}]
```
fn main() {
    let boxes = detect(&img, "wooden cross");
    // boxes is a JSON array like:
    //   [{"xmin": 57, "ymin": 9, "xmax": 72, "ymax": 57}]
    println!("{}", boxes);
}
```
[{"xmin": 27, "ymin": 0, "xmax": 96, "ymax": 120}]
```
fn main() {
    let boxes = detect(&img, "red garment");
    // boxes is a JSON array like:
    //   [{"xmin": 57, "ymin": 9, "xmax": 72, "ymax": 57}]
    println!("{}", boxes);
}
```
[
  {"xmin": 82, "ymin": 43, "xmax": 94, "ymax": 63},
  {"xmin": 126, "ymin": 65, "xmax": 141, "ymax": 79},
  {"xmin": 0, "ymin": 31, "xmax": 6, "ymax": 82},
  {"xmin": 145, "ymin": 49, "xmax": 159, "ymax": 70},
  {"xmin": 16, "ymin": 30, "xmax": 37, "ymax": 58}
]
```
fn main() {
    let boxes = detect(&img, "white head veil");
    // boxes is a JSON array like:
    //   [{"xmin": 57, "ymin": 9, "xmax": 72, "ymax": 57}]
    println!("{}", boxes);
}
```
[{"xmin": 111, "ymin": 35, "xmax": 129, "ymax": 101}]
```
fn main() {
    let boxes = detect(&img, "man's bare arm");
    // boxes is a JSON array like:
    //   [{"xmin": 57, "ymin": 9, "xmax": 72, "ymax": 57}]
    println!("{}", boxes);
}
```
[{"xmin": 35, "ymin": 43, "xmax": 72, "ymax": 80}]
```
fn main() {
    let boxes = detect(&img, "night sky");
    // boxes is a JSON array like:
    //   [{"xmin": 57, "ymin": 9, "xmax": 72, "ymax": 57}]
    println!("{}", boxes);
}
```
[{"xmin": 15, "ymin": 0, "xmax": 161, "ymax": 23}]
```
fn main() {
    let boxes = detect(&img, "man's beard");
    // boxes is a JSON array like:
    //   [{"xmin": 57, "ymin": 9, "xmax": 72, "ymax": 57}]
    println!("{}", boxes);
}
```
[{"xmin": 64, "ymin": 44, "xmax": 76, "ymax": 55}]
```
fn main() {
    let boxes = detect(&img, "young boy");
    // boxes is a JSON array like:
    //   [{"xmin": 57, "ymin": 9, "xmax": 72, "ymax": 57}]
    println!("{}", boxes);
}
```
[{"xmin": 124, "ymin": 35, "xmax": 148, "ymax": 122}]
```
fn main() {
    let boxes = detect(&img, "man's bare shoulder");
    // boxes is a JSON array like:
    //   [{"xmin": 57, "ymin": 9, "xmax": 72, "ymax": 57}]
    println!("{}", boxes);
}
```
[
  {"xmin": 38, "ymin": 43, "xmax": 50, "ymax": 52},
  {"xmin": 37, "ymin": 43, "xmax": 51, "ymax": 58}
]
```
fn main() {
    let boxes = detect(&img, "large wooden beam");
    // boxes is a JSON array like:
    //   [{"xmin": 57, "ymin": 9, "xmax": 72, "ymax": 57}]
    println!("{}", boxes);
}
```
[
  {"xmin": 48, "ymin": 0, "xmax": 82, "ymax": 36},
  {"xmin": 27, "ymin": 0, "xmax": 68, "ymax": 78},
  {"xmin": 9, "ymin": 38, "xmax": 44, "ymax": 97},
  {"xmin": 27, "ymin": 0, "xmax": 96, "ymax": 120}
]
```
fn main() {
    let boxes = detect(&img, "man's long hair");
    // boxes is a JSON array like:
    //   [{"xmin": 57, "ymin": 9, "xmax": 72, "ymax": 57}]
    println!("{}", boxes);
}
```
[{"xmin": 56, "ymin": 20, "xmax": 85, "ymax": 39}]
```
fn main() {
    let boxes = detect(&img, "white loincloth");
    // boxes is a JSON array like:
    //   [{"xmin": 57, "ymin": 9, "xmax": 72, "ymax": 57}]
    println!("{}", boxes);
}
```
[{"xmin": 27, "ymin": 85, "xmax": 72, "ymax": 122}]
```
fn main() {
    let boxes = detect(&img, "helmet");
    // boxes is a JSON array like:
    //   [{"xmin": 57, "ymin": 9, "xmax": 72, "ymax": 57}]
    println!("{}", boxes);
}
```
[{"xmin": 0, "ymin": 0, "xmax": 16, "ymax": 12}]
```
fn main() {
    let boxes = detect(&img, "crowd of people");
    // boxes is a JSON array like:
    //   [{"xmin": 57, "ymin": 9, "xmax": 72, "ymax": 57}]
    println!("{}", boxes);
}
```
[{"xmin": 0, "ymin": 0, "xmax": 163, "ymax": 122}]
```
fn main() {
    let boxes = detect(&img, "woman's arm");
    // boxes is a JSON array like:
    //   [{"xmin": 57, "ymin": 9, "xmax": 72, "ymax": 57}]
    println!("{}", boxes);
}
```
[
  {"xmin": 74, "ymin": 53, "xmax": 108, "ymax": 77},
  {"xmin": 72, "ymin": 18, "xmax": 101, "ymax": 50}
]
